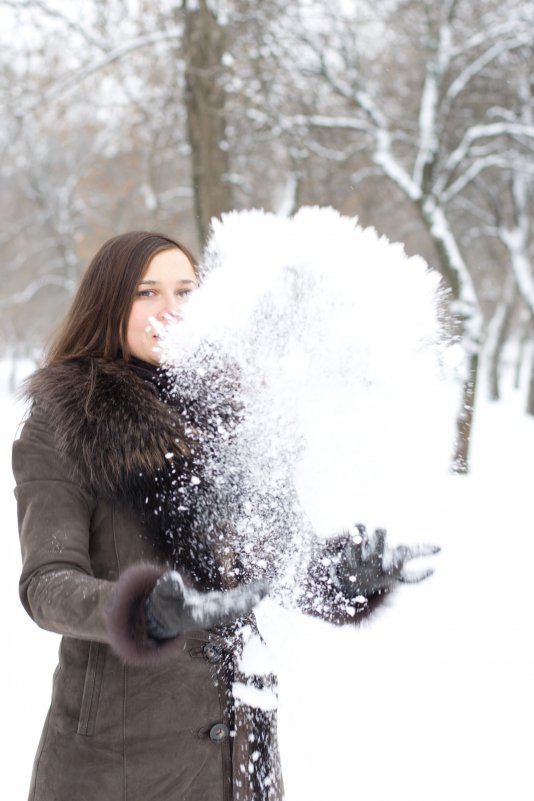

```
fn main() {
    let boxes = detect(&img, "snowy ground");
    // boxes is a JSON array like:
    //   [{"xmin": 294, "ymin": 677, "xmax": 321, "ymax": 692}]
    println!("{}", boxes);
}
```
[{"xmin": 2, "ymin": 361, "xmax": 533, "ymax": 800}]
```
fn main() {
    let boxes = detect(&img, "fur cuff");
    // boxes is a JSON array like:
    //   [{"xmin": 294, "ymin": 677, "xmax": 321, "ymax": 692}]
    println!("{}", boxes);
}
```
[
  {"xmin": 105, "ymin": 562, "xmax": 184, "ymax": 666},
  {"xmin": 301, "ymin": 583, "xmax": 393, "ymax": 626}
]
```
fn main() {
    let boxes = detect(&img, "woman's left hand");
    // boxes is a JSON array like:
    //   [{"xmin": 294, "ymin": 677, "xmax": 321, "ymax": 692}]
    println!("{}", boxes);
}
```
[{"xmin": 330, "ymin": 524, "xmax": 440, "ymax": 599}]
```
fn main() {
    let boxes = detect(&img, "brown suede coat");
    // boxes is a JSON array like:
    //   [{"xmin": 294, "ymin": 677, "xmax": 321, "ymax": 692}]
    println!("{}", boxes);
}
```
[
  {"xmin": 14, "ymin": 359, "xmax": 283, "ymax": 801},
  {"xmin": 14, "ymin": 357, "xmax": 386, "ymax": 801}
]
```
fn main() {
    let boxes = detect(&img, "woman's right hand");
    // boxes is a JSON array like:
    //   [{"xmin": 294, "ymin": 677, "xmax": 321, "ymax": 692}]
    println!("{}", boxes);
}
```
[{"xmin": 144, "ymin": 571, "xmax": 269, "ymax": 640}]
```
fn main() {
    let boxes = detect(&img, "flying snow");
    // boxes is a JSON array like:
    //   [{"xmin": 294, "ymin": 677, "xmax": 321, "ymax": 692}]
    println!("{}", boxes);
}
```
[{"xmin": 160, "ymin": 206, "xmax": 454, "ymax": 562}]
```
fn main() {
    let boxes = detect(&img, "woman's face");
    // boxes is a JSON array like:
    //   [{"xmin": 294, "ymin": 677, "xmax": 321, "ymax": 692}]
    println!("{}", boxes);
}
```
[{"xmin": 126, "ymin": 248, "xmax": 198, "ymax": 365}]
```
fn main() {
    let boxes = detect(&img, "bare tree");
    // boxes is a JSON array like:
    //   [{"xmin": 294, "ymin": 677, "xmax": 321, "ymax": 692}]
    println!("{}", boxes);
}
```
[
  {"xmin": 271, "ymin": 0, "xmax": 534, "ymax": 471},
  {"xmin": 180, "ymin": 0, "xmax": 234, "ymax": 245},
  {"xmin": 458, "ymin": 56, "xmax": 534, "ymax": 408},
  {"xmin": 2, "ymin": 0, "xmax": 533, "ymax": 441}
]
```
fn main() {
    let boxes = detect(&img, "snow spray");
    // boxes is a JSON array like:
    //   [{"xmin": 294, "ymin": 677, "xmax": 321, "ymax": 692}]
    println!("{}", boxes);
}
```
[
  {"xmin": 161, "ymin": 206, "xmax": 454, "ymax": 571},
  {"xmin": 158, "ymin": 206, "xmax": 455, "ymax": 798}
]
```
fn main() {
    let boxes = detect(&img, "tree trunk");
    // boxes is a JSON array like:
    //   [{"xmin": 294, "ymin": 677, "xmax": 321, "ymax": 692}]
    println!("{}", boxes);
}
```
[
  {"xmin": 418, "ymin": 200, "xmax": 482, "ymax": 473},
  {"xmin": 486, "ymin": 275, "xmax": 517, "ymax": 401},
  {"xmin": 514, "ymin": 318, "xmax": 530, "ymax": 390},
  {"xmin": 452, "ymin": 350, "xmax": 479, "ymax": 474},
  {"xmin": 183, "ymin": 0, "xmax": 234, "ymax": 247},
  {"xmin": 527, "ymin": 349, "xmax": 534, "ymax": 416}
]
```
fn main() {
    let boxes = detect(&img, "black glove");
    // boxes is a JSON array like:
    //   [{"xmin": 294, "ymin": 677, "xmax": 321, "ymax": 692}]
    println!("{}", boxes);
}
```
[
  {"xmin": 331, "ymin": 524, "xmax": 440, "ymax": 599},
  {"xmin": 145, "ymin": 571, "xmax": 270, "ymax": 640}
]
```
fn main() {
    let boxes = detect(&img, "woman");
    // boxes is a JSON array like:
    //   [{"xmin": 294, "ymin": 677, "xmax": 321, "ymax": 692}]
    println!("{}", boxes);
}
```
[{"xmin": 14, "ymin": 231, "xmax": 437, "ymax": 801}]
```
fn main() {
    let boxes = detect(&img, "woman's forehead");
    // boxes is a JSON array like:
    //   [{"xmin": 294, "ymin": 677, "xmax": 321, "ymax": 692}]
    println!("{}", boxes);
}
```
[{"xmin": 142, "ymin": 249, "xmax": 197, "ymax": 282}]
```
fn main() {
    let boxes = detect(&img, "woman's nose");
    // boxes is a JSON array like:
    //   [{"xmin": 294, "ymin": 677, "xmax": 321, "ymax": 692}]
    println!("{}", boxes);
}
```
[{"xmin": 156, "ymin": 294, "xmax": 182, "ymax": 322}]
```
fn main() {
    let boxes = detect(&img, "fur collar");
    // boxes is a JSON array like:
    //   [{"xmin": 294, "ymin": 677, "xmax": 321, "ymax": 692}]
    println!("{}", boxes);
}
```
[
  {"xmin": 24, "ymin": 357, "xmax": 194, "ymax": 499},
  {"xmin": 24, "ymin": 357, "xmax": 235, "ymax": 585}
]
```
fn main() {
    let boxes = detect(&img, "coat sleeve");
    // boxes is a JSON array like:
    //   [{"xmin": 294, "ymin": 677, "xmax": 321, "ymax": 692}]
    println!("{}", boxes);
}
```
[
  {"xmin": 13, "ymin": 407, "xmax": 117, "ymax": 642},
  {"xmin": 13, "ymin": 407, "xmax": 187, "ymax": 664}
]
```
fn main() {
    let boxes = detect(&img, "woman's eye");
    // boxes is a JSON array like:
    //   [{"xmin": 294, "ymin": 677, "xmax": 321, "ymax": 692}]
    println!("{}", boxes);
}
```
[{"xmin": 136, "ymin": 288, "xmax": 194, "ymax": 299}]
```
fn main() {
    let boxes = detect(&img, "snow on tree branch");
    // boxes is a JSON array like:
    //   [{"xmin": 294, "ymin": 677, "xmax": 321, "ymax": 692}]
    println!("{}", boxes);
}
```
[
  {"xmin": 422, "ymin": 199, "xmax": 481, "ymax": 342},
  {"xmin": 413, "ymin": 11, "xmax": 454, "ymax": 188},
  {"xmin": 375, "ymin": 128, "xmax": 421, "ymax": 202},
  {"xmin": 444, "ymin": 32, "xmax": 532, "ymax": 111},
  {"xmin": 436, "ymin": 123, "xmax": 534, "ymax": 197},
  {"xmin": 0, "ymin": 275, "xmax": 74, "ymax": 309},
  {"xmin": 440, "ymin": 155, "xmax": 515, "ymax": 204},
  {"xmin": 290, "ymin": 114, "xmax": 369, "ymax": 133},
  {"xmin": 499, "ymin": 172, "xmax": 534, "ymax": 317},
  {"xmin": 0, "ymin": 0, "xmax": 108, "ymax": 50},
  {"xmin": 23, "ymin": 27, "xmax": 184, "ymax": 110}
]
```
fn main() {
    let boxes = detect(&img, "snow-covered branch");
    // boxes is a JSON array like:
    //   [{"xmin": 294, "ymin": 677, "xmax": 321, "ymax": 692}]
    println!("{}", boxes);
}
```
[
  {"xmin": 454, "ymin": 15, "xmax": 533, "ymax": 59},
  {"xmin": 502, "ymin": 230, "xmax": 534, "ymax": 318},
  {"xmin": 23, "ymin": 27, "xmax": 184, "ymax": 109},
  {"xmin": 0, "ymin": 0, "xmax": 108, "ymax": 50},
  {"xmin": 0, "ymin": 275, "xmax": 74, "ymax": 309},
  {"xmin": 444, "ymin": 31, "xmax": 532, "ymax": 110},
  {"xmin": 333, "ymin": 86, "xmax": 422, "ymax": 202},
  {"xmin": 290, "ymin": 114, "xmax": 369, "ymax": 133},
  {"xmin": 440, "ymin": 155, "xmax": 516, "ymax": 204},
  {"xmin": 413, "ymin": 11, "xmax": 454, "ymax": 187},
  {"xmin": 374, "ymin": 128, "xmax": 421, "ymax": 201},
  {"xmin": 499, "ymin": 173, "xmax": 534, "ymax": 317},
  {"xmin": 305, "ymin": 140, "xmax": 360, "ymax": 162},
  {"xmin": 413, "ymin": 64, "xmax": 440, "ymax": 188},
  {"xmin": 435, "ymin": 123, "xmax": 534, "ymax": 196},
  {"xmin": 422, "ymin": 199, "xmax": 481, "ymax": 339}
]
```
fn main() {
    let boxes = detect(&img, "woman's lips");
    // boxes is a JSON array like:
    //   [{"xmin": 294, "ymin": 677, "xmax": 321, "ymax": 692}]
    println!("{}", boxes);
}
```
[{"xmin": 152, "ymin": 324, "xmax": 182, "ymax": 340}]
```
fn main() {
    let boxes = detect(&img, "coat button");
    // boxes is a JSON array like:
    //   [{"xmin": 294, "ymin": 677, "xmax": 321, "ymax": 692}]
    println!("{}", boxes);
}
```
[
  {"xmin": 202, "ymin": 643, "xmax": 223, "ymax": 663},
  {"xmin": 209, "ymin": 723, "xmax": 229, "ymax": 742}
]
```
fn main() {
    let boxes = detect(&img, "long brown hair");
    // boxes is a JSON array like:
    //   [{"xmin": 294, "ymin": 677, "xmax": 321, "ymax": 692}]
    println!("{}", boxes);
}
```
[{"xmin": 47, "ymin": 231, "xmax": 197, "ymax": 364}]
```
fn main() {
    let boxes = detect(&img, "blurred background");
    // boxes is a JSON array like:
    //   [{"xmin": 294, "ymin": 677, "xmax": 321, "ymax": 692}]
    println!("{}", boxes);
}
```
[
  {"xmin": 1, "ymin": 4, "xmax": 534, "ymax": 799},
  {"xmin": 0, "ymin": 0, "xmax": 533, "ymax": 458}
]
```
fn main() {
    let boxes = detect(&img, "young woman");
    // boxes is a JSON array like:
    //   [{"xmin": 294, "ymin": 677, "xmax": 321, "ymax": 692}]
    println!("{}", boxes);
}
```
[{"xmin": 14, "ymin": 230, "xmax": 437, "ymax": 801}]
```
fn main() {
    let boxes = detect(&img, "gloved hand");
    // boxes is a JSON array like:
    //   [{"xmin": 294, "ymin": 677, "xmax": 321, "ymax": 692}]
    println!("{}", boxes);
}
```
[
  {"xmin": 145, "ymin": 571, "xmax": 270, "ymax": 640},
  {"xmin": 330, "ymin": 524, "xmax": 440, "ymax": 599}
]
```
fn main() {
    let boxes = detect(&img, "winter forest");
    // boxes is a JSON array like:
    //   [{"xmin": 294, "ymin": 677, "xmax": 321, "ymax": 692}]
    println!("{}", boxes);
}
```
[
  {"xmin": 1, "ymin": 1, "xmax": 533, "ymax": 799},
  {"xmin": 2, "ymin": 0, "xmax": 534, "ymax": 458}
]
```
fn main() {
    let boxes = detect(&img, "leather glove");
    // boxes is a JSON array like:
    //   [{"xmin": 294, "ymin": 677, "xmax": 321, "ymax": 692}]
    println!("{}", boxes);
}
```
[
  {"xmin": 145, "ymin": 571, "xmax": 270, "ymax": 640},
  {"xmin": 330, "ymin": 524, "xmax": 440, "ymax": 599}
]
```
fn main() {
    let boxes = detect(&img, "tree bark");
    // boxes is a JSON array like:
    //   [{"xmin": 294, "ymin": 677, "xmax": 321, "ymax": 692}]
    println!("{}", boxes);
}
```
[
  {"xmin": 486, "ymin": 276, "xmax": 517, "ymax": 401},
  {"xmin": 183, "ymin": 0, "xmax": 234, "ymax": 247},
  {"xmin": 514, "ymin": 319, "xmax": 530, "ymax": 390},
  {"xmin": 527, "ymin": 350, "xmax": 534, "ymax": 416},
  {"xmin": 418, "ymin": 200, "xmax": 482, "ymax": 473},
  {"xmin": 452, "ymin": 350, "xmax": 479, "ymax": 474}
]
